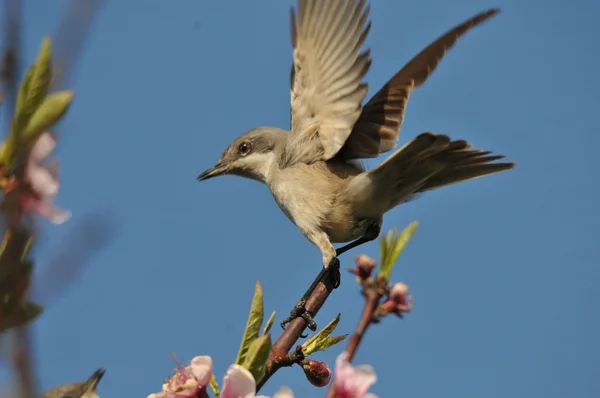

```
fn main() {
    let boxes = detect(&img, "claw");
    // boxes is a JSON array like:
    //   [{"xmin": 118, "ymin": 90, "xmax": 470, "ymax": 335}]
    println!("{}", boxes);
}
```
[
  {"xmin": 328, "ymin": 257, "xmax": 341, "ymax": 289},
  {"xmin": 280, "ymin": 299, "xmax": 317, "ymax": 336}
]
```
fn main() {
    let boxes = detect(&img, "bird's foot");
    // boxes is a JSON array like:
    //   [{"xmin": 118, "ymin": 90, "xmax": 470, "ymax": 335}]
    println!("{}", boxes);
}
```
[
  {"xmin": 280, "ymin": 298, "xmax": 317, "ymax": 337},
  {"xmin": 327, "ymin": 257, "xmax": 341, "ymax": 289},
  {"xmin": 279, "ymin": 258, "xmax": 341, "ymax": 336}
]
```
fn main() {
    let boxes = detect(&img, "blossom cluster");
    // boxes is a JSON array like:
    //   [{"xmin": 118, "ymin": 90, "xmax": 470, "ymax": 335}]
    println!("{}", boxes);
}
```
[{"xmin": 148, "ymin": 352, "xmax": 378, "ymax": 398}]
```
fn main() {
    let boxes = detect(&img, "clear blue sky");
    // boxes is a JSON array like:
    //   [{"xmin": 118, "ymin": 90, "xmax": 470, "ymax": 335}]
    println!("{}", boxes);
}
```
[{"xmin": 5, "ymin": 0, "xmax": 598, "ymax": 397}]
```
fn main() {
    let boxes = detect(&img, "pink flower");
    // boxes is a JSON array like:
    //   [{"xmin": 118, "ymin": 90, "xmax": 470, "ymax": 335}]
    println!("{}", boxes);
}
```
[
  {"xmin": 219, "ymin": 364, "xmax": 294, "ymax": 398},
  {"xmin": 147, "ymin": 356, "xmax": 213, "ymax": 398},
  {"xmin": 348, "ymin": 255, "xmax": 376, "ymax": 283},
  {"xmin": 332, "ymin": 352, "xmax": 378, "ymax": 398},
  {"xmin": 220, "ymin": 364, "xmax": 271, "ymax": 398},
  {"xmin": 379, "ymin": 282, "xmax": 413, "ymax": 316},
  {"xmin": 20, "ymin": 132, "xmax": 71, "ymax": 224}
]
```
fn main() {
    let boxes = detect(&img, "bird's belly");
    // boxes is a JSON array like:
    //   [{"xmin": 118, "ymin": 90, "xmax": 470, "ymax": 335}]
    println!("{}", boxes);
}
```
[{"xmin": 323, "ymin": 211, "xmax": 381, "ymax": 243}]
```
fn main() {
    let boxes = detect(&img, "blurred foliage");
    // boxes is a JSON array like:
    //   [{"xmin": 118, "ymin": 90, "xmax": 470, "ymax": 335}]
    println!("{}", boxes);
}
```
[
  {"xmin": 1, "ymin": 37, "xmax": 73, "ymax": 172},
  {"xmin": 0, "ymin": 36, "xmax": 77, "ymax": 336}
]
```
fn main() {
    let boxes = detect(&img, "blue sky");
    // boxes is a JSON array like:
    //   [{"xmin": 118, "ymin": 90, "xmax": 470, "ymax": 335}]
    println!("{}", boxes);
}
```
[{"xmin": 3, "ymin": 0, "xmax": 598, "ymax": 397}]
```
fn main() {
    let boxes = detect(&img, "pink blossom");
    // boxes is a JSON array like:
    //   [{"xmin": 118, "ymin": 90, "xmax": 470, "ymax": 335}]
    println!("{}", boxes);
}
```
[
  {"xmin": 332, "ymin": 352, "xmax": 378, "ymax": 398},
  {"xmin": 147, "ymin": 356, "xmax": 213, "ymax": 398},
  {"xmin": 348, "ymin": 255, "xmax": 376, "ymax": 282},
  {"xmin": 380, "ymin": 282, "xmax": 413, "ymax": 315},
  {"xmin": 20, "ymin": 132, "xmax": 70, "ymax": 224},
  {"xmin": 220, "ymin": 364, "xmax": 271, "ymax": 398}
]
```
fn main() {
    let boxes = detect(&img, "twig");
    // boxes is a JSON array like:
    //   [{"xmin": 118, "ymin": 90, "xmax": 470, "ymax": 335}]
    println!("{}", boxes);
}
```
[
  {"xmin": 256, "ymin": 276, "xmax": 336, "ymax": 391},
  {"xmin": 324, "ymin": 276, "xmax": 385, "ymax": 398},
  {"xmin": 342, "ymin": 281, "xmax": 384, "ymax": 363},
  {"xmin": 13, "ymin": 327, "xmax": 35, "ymax": 398}
]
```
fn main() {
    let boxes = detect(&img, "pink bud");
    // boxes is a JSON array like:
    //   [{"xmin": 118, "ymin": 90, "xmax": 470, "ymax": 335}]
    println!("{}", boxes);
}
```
[
  {"xmin": 301, "ymin": 359, "xmax": 332, "ymax": 387},
  {"xmin": 378, "ymin": 282, "xmax": 413, "ymax": 317},
  {"xmin": 390, "ymin": 282, "xmax": 409, "ymax": 300},
  {"xmin": 348, "ymin": 255, "xmax": 376, "ymax": 281}
]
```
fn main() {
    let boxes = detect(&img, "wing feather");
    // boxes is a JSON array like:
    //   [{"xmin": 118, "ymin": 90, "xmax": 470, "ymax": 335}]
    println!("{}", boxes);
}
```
[
  {"xmin": 337, "ymin": 9, "xmax": 501, "ymax": 160},
  {"xmin": 286, "ymin": 0, "xmax": 372, "ymax": 164}
]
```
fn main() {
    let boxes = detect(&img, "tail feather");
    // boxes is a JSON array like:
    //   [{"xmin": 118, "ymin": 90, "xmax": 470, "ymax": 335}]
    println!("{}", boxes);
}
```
[{"xmin": 347, "ymin": 132, "xmax": 514, "ymax": 216}]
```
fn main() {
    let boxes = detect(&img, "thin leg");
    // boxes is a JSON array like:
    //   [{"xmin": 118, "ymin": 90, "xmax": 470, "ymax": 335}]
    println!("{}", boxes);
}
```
[
  {"xmin": 280, "ymin": 258, "xmax": 340, "ymax": 335},
  {"xmin": 279, "ymin": 225, "xmax": 380, "ymax": 334},
  {"xmin": 335, "ymin": 224, "xmax": 381, "ymax": 256}
]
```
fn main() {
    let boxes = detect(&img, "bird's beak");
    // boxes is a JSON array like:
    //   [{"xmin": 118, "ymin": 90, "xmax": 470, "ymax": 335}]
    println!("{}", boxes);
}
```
[
  {"xmin": 85, "ymin": 368, "xmax": 105, "ymax": 392},
  {"xmin": 197, "ymin": 162, "xmax": 228, "ymax": 181}
]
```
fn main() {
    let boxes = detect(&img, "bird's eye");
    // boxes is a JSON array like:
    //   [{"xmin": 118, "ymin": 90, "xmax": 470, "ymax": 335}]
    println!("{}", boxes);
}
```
[{"xmin": 238, "ymin": 142, "xmax": 251, "ymax": 156}]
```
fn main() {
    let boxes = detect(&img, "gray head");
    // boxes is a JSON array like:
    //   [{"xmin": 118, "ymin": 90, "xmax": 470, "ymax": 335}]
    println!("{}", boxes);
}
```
[{"xmin": 197, "ymin": 127, "xmax": 287, "ymax": 183}]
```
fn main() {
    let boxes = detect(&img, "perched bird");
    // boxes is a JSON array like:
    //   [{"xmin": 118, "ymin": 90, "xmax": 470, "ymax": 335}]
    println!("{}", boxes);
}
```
[
  {"xmin": 198, "ymin": 0, "xmax": 514, "ymax": 330},
  {"xmin": 40, "ymin": 368, "xmax": 105, "ymax": 398}
]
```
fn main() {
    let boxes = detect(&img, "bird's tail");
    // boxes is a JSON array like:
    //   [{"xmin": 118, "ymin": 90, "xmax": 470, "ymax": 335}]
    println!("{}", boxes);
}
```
[{"xmin": 347, "ymin": 132, "xmax": 514, "ymax": 216}]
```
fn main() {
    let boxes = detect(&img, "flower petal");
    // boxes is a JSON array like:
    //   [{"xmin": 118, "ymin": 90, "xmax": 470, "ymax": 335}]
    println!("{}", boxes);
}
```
[
  {"xmin": 27, "ymin": 165, "xmax": 59, "ymax": 197},
  {"xmin": 30, "ymin": 132, "xmax": 56, "ymax": 161},
  {"xmin": 189, "ymin": 356, "xmax": 213, "ymax": 386},
  {"xmin": 348, "ymin": 364, "xmax": 377, "ymax": 396},
  {"xmin": 32, "ymin": 199, "xmax": 71, "ymax": 224},
  {"xmin": 220, "ymin": 364, "xmax": 257, "ymax": 398},
  {"xmin": 273, "ymin": 386, "xmax": 294, "ymax": 398},
  {"xmin": 334, "ymin": 352, "xmax": 377, "ymax": 397}
]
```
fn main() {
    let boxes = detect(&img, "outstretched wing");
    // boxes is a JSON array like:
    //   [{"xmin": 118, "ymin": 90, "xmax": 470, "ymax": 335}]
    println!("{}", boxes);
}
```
[
  {"xmin": 285, "ymin": 0, "xmax": 372, "ymax": 165},
  {"xmin": 337, "ymin": 8, "xmax": 501, "ymax": 160}
]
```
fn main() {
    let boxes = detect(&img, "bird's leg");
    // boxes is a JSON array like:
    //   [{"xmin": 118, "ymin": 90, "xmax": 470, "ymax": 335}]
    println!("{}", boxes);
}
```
[
  {"xmin": 280, "ymin": 257, "xmax": 340, "ymax": 335},
  {"xmin": 281, "ymin": 231, "xmax": 340, "ymax": 334},
  {"xmin": 335, "ymin": 223, "xmax": 381, "ymax": 256}
]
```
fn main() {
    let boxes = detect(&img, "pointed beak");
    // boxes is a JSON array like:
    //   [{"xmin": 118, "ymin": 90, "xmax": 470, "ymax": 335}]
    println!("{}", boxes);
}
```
[
  {"xmin": 197, "ymin": 162, "xmax": 228, "ymax": 181},
  {"xmin": 85, "ymin": 368, "xmax": 105, "ymax": 392}
]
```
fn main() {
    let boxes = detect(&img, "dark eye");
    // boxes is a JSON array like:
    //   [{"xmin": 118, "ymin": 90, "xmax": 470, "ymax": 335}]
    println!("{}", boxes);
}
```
[{"xmin": 238, "ymin": 142, "xmax": 251, "ymax": 156}]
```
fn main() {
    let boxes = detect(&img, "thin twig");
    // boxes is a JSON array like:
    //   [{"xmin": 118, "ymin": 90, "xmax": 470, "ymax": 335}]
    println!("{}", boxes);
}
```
[{"xmin": 343, "ymin": 285, "xmax": 382, "ymax": 363}]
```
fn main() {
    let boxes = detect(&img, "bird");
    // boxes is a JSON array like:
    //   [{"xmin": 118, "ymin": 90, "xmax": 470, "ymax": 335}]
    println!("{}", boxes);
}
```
[
  {"xmin": 197, "ymin": 0, "xmax": 515, "ymax": 331},
  {"xmin": 40, "ymin": 368, "xmax": 105, "ymax": 398}
]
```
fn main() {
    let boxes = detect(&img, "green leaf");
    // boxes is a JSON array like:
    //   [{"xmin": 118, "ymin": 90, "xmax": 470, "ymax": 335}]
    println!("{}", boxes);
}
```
[
  {"xmin": 236, "ymin": 281, "xmax": 265, "ymax": 365},
  {"xmin": 262, "ymin": 310, "xmax": 276, "ymax": 336},
  {"xmin": 208, "ymin": 374, "xmax": 220, "ymax": 397},
  {"xmin": 302, "ymin": 313, "xmax": 343, "ymax": 356},
  {"xmin": 21, "ymin": 90, "xmax": 74, "ymax": 145},
  {"xmin": 320, "ymin": 334, "xmax": 348, "ymax": 352},
  {"xmin": 0, "ymin": 301, "xmax": 45, "ymax": 332},
  {"xmin": 379, "ymin": 230, "xmax": 389, "ymax": 266},
  {"xmin": 242, "ymin": 334, "xmax": 271, "ymax": 384},
  {"xmin": 378, "ymin": 222, "xmax": 418, "ymax": 280},
  {"xmin": 14, "ymin": 37, "xmax": 53, "ymax": 135}
]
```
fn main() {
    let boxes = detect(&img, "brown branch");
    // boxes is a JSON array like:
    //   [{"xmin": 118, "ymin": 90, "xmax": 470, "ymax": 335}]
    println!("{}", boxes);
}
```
[
  {"xmin": 256, "ymin": 277, "xmax": 335, "ymax": 391},
  {"xmin": 343, "ymin": 284, "xmax": 383, "ymax": 363}
]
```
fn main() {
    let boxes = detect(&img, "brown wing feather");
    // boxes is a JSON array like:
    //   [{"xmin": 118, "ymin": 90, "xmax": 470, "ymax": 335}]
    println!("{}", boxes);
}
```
[{"xmin": 337, "ymin": 8, "xmax": 501, "ymax": 160}]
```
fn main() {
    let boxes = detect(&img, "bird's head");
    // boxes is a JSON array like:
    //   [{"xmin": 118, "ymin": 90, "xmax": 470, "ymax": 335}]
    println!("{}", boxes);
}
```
[{"xmin": 197, "ymin": 127, "xmax": 287, "ymax": 184}]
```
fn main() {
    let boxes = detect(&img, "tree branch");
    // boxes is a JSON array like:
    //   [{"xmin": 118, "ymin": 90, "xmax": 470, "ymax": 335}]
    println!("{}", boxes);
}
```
[{"xmin": 256, "ymin": 276, "xmax": 336, "ymax": 391}]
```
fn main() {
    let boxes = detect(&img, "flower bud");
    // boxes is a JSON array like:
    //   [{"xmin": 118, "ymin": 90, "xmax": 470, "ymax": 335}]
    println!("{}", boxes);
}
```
[
  {"xmin": 348, "ymin": 255, "xmax": 376, "ymax": 282},
  {"xmin": 301, "ymin": 359, "xmax": 332, "ymax": 387},
  {"xmin": 378, "ymin": 282, "xmax": 413, "ymax": 317}
]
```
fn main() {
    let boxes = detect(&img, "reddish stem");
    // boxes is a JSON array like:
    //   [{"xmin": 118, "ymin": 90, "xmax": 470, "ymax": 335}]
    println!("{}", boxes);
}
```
[{"xmin": 325, "ymin": 280, "xmax": 385, "ymax": 398}]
